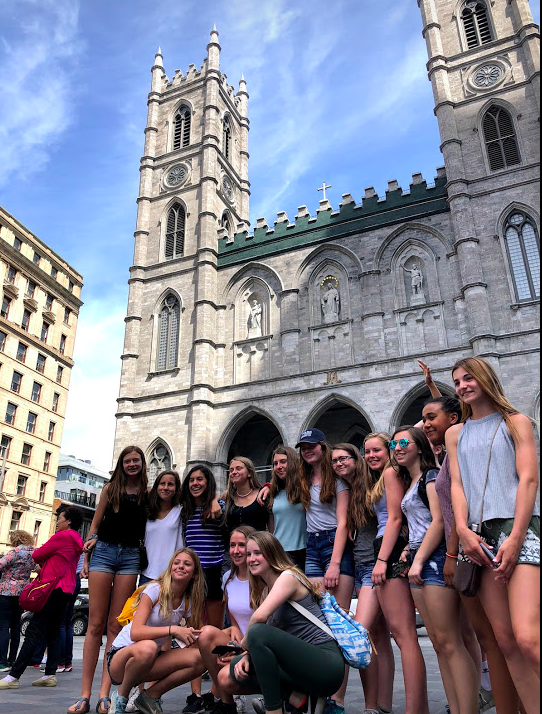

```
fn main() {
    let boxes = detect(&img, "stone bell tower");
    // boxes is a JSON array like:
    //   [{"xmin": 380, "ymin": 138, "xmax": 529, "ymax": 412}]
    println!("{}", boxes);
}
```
[
  {"xmin": 417, "ymin": 0, "xmax": 540, "ymax": 358},
  {"xmin": 114, "ymin": 28, "xmax": 250, "ymax": 480}
]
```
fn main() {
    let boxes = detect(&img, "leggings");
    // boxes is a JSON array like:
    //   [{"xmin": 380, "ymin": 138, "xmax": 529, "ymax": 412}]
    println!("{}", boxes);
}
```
[{"xmin": 230, "ymin": 623, "xmax": 345, "ymax": 711}]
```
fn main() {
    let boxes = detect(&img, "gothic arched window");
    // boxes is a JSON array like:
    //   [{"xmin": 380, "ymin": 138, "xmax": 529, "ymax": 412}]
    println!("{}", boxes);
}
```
[
  {"xmin": 173, "ymin": 107, "xmax": 191, "ymax": 150},
  {"xmin": 165, "ymin": 203, "xmax": 185, "ymax": 258},
  {"xmin": 223, "ymin": 116, "xmax": 231, "ymax": 161},
  {"xmin": 461, "ymin": 1, "xmax": 493, "ymax": 48},
  {"xmin": 221, "ymin": 211, "xmax": 232, "ymax": 234},
  {"xmin": 483, "ymin": 106, "xmax": 521, "ymax": 171},
  {"xmin": 504, "ymin": 211, "xmax": 540, "ymax": 301},
  {"xmin": 147, "ymin": 442, "xmax": 172, "ymax": 486},
  {"xmin": 157, "ymin": 294, "xmax": 180, "ymax": 370}
]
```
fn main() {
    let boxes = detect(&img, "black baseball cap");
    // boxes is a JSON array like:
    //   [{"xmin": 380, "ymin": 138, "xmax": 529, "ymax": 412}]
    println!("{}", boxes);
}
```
[{"xmin": 295, "ymin": 428, "xmax": 327, "ymax": 448}]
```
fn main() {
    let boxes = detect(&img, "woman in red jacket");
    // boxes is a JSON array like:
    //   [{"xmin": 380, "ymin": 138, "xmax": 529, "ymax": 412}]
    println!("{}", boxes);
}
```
[{"xmin": 0, "ymin": 504, "xmax": 84, "ymax": 690}]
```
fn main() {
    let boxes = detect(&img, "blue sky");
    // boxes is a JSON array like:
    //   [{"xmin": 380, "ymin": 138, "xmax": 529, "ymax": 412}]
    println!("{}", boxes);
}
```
[{"xmin": 1, "ymin": 0, "xmax": 539, "ymax": 471}]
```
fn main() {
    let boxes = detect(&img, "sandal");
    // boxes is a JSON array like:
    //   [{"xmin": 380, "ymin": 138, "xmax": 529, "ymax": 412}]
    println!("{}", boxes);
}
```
[
  {"xmin": 96, "ymin": 697, "xmax": 111, "ymax": 714},
  {"xmin": 67, "ymin": 698, "xmax": 90, "ymax": 714}
]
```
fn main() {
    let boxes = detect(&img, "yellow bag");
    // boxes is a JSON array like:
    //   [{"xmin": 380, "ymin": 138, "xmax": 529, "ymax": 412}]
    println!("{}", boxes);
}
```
[{"xmin": 117, "ymin": 585, "xmax": 147, "ymax": 627}]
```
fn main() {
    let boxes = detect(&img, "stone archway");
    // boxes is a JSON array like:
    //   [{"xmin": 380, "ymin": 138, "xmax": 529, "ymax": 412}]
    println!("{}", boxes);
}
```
[
  {"xmin": 226, "ymin": 413, "xmax": 283, "ymax": 482},
  {"xmin": 311, "ymin": 399, "xmax": 372, "ymax": 449},
  {"xmin": 392, "ymin": 383, "xmax": 456, "ymax": 430}
]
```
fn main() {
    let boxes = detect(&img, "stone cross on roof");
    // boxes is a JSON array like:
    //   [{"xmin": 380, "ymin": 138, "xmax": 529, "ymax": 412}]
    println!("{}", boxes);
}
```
[{"xmin": 318, "ymin": 181, "xmax": 332, "ymax": 201}]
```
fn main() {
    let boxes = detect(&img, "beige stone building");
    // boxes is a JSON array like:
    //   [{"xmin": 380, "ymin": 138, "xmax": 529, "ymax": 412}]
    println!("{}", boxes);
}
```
[
  {"xmin": 115, "ymin": 1, "xmax": 540, "ymax": 485},
  {"xmin": 0, "ymin": 206, "xmax": 83, "ymax": 549}
]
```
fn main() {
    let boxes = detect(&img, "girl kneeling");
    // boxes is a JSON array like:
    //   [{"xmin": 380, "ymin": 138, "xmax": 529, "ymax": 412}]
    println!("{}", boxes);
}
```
[
  {"xmin": 107, "ymin": 548, "xmax": 206, "ymax": 714},
  {"xmin": 218, "ymin": 531, "xmax": 345, "ymax": 714}
]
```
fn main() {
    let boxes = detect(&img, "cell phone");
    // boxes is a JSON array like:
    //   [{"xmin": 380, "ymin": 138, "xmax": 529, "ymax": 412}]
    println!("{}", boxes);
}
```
[
  {"xmin": 212, "ymin": 644, "xmax": 244, "ymax": 656},
  {"xmin": 480, "ymin": 542, "xmax": 500, "ymax": 569},
  {"xmin": 392, "ymin": 558, "xmax": 410, "ymax": 578}
]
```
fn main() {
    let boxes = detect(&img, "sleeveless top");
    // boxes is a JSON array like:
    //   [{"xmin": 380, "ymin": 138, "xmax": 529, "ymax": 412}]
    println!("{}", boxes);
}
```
[
  {"xmin": 457, "ymin": 412, "xmax": 539, "ymax": 524},
  {"xmin": 225, "ymin": 497, "xmax": 269, "ymax": 533},
  {"xmin": 373, "ymin": 490, "xmax": 389, "ymax": 539},
  {"xmin": 98, "ymin": 492, "xmax": 148, "ymax": 547}
]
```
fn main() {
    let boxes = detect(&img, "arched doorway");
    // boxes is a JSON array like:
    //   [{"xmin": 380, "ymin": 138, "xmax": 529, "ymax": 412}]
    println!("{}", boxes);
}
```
[
  {"xmin": 226, "ymin": 413, "xmax": 282, "ymax": 482},
  {"xmin": 393, "ymin": 383, "xmax": 455, "ymax": 430},
  {"xmin": 311, "ymin": 398, "xmax": 372, "ymax": 450}
]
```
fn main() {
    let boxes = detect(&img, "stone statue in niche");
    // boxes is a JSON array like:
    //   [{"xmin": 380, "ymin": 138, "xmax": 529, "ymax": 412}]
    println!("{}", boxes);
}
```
[
  {"xmin": 247, "ymin": 298, "xmax": 262, "ymax": 338},
  {"xmin": 402, "ymin": 262, "xmax": 425, "ymax": 304},
  {"xmin": 321, "ymin": 276, "xmax": 340, "ymax": 324}
]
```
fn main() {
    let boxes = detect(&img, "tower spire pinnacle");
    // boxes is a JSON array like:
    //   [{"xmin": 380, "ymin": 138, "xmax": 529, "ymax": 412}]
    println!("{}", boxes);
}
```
[{"xmin": 153, "ymin": 46, "xmax": 164, "ymax": 70}]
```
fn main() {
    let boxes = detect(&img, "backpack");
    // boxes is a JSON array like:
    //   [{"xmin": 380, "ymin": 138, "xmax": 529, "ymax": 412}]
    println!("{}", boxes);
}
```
[
  {"xmin": 117, "ymin": 584, "xmax": 190, "ymax": 627},
  {"xmin": 417, "ymin": 468, "xmax": 439, "ymax": 510}
]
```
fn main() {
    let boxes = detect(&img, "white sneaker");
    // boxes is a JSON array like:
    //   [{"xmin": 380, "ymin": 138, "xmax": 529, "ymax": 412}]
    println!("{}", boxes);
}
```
[
  {"xmin": 234, "ymin": 695, "xmax": 246, "ymax": 713},
  {"xmin": 125, "ymin": 686, "xmax": 141, "ymax": 713}
]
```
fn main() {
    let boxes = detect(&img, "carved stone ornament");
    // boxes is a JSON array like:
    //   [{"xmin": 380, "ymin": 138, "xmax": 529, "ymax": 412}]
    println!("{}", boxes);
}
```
[
  {"xmin": 473, "ymin": 64, "xmax": 502, "ymax": 88},
  {"xmin": 222, "ymin": 175, "xmax": 234, "ymax": 203},
  {"xmin": 165, "ymin": 165, "xmax": 187, "ymax": 188},
  {"xmin": 320, "ymin": 275, "xmax": 340, "ymax": 324}
]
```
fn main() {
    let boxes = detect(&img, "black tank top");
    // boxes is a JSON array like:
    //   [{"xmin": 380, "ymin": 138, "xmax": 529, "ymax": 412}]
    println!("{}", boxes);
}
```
[
  {"xmin": 225, "ymin": 498, "xmax": 268, "ymax": 533},
  {"xmin": 97, "ymin": 492, "xmax": 148, "ymax": 547}
]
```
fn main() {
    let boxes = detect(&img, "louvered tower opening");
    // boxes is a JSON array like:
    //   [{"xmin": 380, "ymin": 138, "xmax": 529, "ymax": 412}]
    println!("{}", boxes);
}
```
[
  {"xmin": 157, "ymin": 295, "xmax": 180, "ymax": 371},
  {"xmin": 165, "ymin": 204, "xmax": 185, "ymax": 258},
  {"xmin": 223, "ymin": 118, "xmax": 231, "ymax": 161},
  {"xmin": 173, "ymin": 108, "xmax": 191, "ymax": 150},
  {"xmin": 483, "ymin": 106, "xmax": 521, "ymax": 171},
  {"xmin": 505, "ymin": 212, "xmax": 540, "ymax": 301},
  {"xmin": 462, "ymin": 2, "xmax": 493, "ymax": 48}
]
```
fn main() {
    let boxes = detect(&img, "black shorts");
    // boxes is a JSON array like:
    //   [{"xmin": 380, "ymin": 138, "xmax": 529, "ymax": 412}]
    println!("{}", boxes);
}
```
[
  {"xmin": 203, "ymin": 563, "xmax": 224, "ymax": 601},
  {"xmin": 373, "ymin": 535, "xmax": 409, "ymax": 580}
]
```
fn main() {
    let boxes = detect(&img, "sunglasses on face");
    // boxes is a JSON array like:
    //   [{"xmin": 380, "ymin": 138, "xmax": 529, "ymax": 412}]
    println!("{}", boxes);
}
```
[
  {"xmin": 389, "ymin": 438, "xmax": 412, "ymax": 450},
  {"xmin": 331, "ymin": 455, "xmax": 354, "ymax": 465}
]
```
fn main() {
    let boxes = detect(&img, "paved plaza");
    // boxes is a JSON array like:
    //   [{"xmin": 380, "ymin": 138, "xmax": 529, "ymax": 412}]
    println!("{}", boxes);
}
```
[{"xmin": 0, "ymin": 630, "xmax": 497, "ymax": 714}]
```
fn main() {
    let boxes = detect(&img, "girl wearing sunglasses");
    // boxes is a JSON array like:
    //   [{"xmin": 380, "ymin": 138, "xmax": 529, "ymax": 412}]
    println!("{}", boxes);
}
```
[{"xmin": 392, "ymin": 425, "xmax": 479, "ymax": 714}]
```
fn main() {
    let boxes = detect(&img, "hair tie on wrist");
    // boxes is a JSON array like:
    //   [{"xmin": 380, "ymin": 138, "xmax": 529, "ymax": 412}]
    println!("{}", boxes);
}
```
[
  {"xmin": 168, "ymin": 625, "xmax": 171, "ymax": 636},
  {"xmin": 446, "ymin": 553, "xmax": 458, "ymax": 559},
  {"xmin": 377, "ymin": 557, "xmax": 388, "ymax": 563}
]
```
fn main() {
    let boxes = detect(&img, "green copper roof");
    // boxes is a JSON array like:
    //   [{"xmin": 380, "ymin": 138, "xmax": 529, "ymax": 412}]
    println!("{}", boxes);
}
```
[{"xmin": 217, "ymin": 175, "xmax": 449, "ymax": 268}]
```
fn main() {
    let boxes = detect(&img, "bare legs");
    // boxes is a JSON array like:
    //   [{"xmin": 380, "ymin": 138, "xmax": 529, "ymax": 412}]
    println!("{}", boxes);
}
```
[
  {"xmin": 191, "ymin": 599, "xmax": 225, "ymax": 697},
  {"xmin": 198, "ymin": 626, "xmax": 239, "ymax": 704}
]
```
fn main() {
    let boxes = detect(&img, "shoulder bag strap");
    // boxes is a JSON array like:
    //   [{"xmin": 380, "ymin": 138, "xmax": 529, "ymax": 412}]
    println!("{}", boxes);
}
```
[
  {"xmin": 476, "ymin": 417, "xmax": 503, "ymax": 531},
  {"xmin": 286, "ymin": 599, "xmax": 334, "ymax": 640}
]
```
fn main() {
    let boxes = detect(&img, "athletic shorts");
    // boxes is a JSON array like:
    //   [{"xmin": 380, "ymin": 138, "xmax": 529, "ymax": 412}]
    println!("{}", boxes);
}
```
[
  {"xmin": 482, "ymin": 516, "xmax": 540, "ymax": 566},
  {"xmin": 203, "ymin": 563, "xmax": 224, "ymax": 601}
]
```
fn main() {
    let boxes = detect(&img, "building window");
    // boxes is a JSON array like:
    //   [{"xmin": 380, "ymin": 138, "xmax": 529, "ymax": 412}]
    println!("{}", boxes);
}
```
[
  {"xmin": 9, "ymin": 511, "xmax": 22, "ymax": 534},
  {"xmin": 64, "ymin": 307, "xmax": 71, "ymax": 325},
  {"xmin": 59, "ymin": 334, "xmax": 67, "ymax": 354},
  {"xmin": 52, "ymin": 392, "xmax": 60, "ymax": 412},
  {"xmin": 56, "ymin": 365, "xmax": 63, "ymax": 384},
  {"xmin": 36, "ymin": 353, "xmax": 46, "ymax": 373},
  {"xmin": 21, "ymin": 442, "xmax": 32, "ymax": 465},
  {"xmin": 31, "ymin": 381, "xmax": 42, "ymax": 403},
  {"xmin": 6, "ymin": 265, "xmax": 16, "ymax": 284},
  {"xmin": 39, "ymin": 481, "xmax": 47, "ymax": 503},
  {"xmin": 173, "ymin": 106, "xmax": 191, "ymax": 150},
  {"xmin": 51, "ymin": 266, "xmax": 58, "ymax": 279},
  {"xmin": 147, "ymin": 442, "xmax": 172, "ymax": 486},
  {"xmin": 16, "ymin": 475, "xmax": 27, "ymax": 496},
  {"xmin": 16, "ymin": 342, "xmax": 27, "ymax": 362},
  {"xmin": 1, "ymin": 435, "xmax": 12, "ymax": 458},
  {"xmin": 0, "ymin": 331, "xmax": 6, "ymax": 352},
  {"xmin": 45, "ymin": 293, "xmax": 53, "ymax": 310},
  {"xmin": 13, "ymin": 238, "xmax": 22, "ymax": 252},
  {"xmin": 43, "ymin": 451, "xmax": 52, "ymax": 472},
  {"xmin": 483, "ymin": 106, "xmax": 521, "ymax": 171},
  {"xmin": 21, "ymin": 309, "xmax": 31, "ymax": 332},
  {"xmin": 165, "ymin": 204, "xmax": 185, "ymax": 259},
  {"xmin": 33, "ymin": 252, "xmax": 41, "ymax": 266},
  {"xmin": 40, "ymin": 322, "xmax": 49, "ymax": 342},
  {"xmin": 47, "ymin": 421, "xmax": 55, "ymax": 442},
  {"xmin": 156, "ymin": 295, "xmax": 180, "ymax": 370},
  {"xmin": 5, "ymin": 402, "xmax": 17, "ymax": 425},
  {"xmin": 11, "ymin": 371, "xmax": 22, "ymax": 393},
  {"xmin": 504, "ymin": 211, "xmax": 540, "ymax": 301},
  {"xmin": 25, "ymin": 280, "xmax": 36, "ymax": 298},
  {"xmin": 461, "ymin": 1, "xmax": 492, "ymax": 48},
  {"xmin": 68, "ymin": 280, "xmax": 74, "ymax": 293},
  {"xmin": 33, "ymin": 521, "xmax": 41, "ymax": 544},
  {"xmin": 1, "ymin": 296, "xmax": 11, "ymax": 319},
  {"xmin": 223, "ymin": 116, "xmax": 231, "ymax": 160},
  {"xmin": 26, "ymin": 412, "xmax": 37, "ymax": 434}
]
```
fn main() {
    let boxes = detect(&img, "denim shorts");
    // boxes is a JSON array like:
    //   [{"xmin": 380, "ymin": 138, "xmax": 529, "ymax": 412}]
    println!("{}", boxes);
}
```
[
  {"xmin": 409, "ymin": 544, "xmax": 448, "ymax": 590},
  {"xmin": 89, "ymin": 539, "xmax": 141, "ymax": 575},
  {"xmin": 355, "ymin": 562, "xmax": 375, "ymax": 590},
  {"xmin": 305, "ymin": 529, "xmax": 355, "ymax": 579}
]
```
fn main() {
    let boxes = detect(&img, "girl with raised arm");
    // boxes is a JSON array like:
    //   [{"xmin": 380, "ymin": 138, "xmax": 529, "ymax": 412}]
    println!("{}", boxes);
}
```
[{"xmin": 447, "ymin": 356, "xmax": 540, "ymax": 714}]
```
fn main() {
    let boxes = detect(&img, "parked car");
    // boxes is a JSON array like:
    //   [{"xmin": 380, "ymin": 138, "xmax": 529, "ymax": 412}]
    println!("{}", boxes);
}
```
[{"xmin": 21, "ymin": 595, "xmax": 89, "ymax": 637}]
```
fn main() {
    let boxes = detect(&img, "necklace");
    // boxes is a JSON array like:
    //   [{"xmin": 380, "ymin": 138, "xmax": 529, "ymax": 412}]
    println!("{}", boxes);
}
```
[{"xmin": 236, "ymin": 488, "xmax": 254, "ymax": 498}]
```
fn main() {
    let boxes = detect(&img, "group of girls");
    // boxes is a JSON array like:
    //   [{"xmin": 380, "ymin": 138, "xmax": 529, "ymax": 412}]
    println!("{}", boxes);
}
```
[{"xmin": 63, "ymin": 353, "xmax": 538, "ymax": 714}]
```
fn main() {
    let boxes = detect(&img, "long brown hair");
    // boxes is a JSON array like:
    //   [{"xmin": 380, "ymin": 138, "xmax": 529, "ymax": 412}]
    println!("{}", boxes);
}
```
[
  {"xmin": 268, "ymin": 445, "xmax": 302, "ymax": 508},
  {"xmin": 246, "ymin": 531, "xmax": 321, "ymax": 610},
  {"xmin": 332, "ymin": 442, "xmax": 372, "ymax": 533},
  {"xmin": 451, "ymin": 356, "xmax": 527, "ymax": 440},
  {"xmin": 147, "ymin": 470, "xmax": 181, "ymax": 520},
  {"xmin": 108, "ymin": 445, "xmax": 148, "ymax": 513},
  {"xmin": 181, "ymin": 465, "xmax": 218, "ymax": 530},
  {"xmin": 299, "ymin": 441, "xmax": 336, "ymax": 509},
  {"xmin": 131, "ymin": 547, "xmax": 205, "ymax": 626},
  {"xmin": 224, "ymin": 456, "xmax": 262, "ymax": 518},
  {"xmin": 391, "ymin": 426, "xmax": 436, "ymax": 485},
  {"xmin": 223, "ymin": 525, "xmax": 256, "ymax": 591},
  {"xmin": 363, "ymin": 432, "xmax": 393, "ymax": 506}
]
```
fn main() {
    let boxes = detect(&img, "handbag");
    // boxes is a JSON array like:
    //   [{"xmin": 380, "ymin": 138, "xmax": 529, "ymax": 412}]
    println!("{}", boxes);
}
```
[
  {"xmin": 453, "ymin": 417, "xmax": 502, "ymax": 597},
  {"xmin": 19, "ymin": 555, "xmax": 70, "ymax": 613},
  {"xmin": 139, "ymin": 540, "xmax": 149, "ymax": 572},
  {"xmin": 288, "ymin": 592, "xmax": 372, "ymax": 669}
]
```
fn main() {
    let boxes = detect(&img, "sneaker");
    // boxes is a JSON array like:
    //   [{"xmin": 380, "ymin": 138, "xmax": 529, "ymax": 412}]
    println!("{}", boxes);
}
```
[
  {"xmin": 202, "ymin": 692, "xmax": 219, "ymax": 711},
  {"xmin": 234, "ymin": 696, "xmax": 246, "ymax": 714},
  {"xmin": 479, "ymin": 687, "xmax": 495, "ymax": 713},
  {"xmin": 183, "ymin": 694, "xmax": 205, "ymax": 714},
  {"xmin": 134, "ymin": 690, "xmax": 163, "ymax": 714},
  {"xmin": 0, "ymin": 665, "xmax": 10, "ymax": 673},
  {"xmin": 125, "ymin": 686, "xmax": 141, "ymax": 713},
  {"xmin": 0, "ymin": 678, "xmax": 19, "ymax": 689},
  {"xmin": 31, "ymin": 675, "xmax": 57, "ymax": 687},
  {"xmin": 111, "ymin": 690, "xmax": 129, "ymax": 714},
  {"xmin": 251, "ymin": 698, "xmax": 265, "ymax": 714},
  {"xmin": 64, "ymin": 664, "xmax": 73, "ymax": 672},
  {"xmin": 323, "ymin": 701, "xmax": 345, "ymax": 714},
  {"xmin": 56, "ymin": 666, "xmax": 66, "ymax": 673},
  {"xmin": 39, "ymin": 664, "xmax": 46, "ymax": 672}
]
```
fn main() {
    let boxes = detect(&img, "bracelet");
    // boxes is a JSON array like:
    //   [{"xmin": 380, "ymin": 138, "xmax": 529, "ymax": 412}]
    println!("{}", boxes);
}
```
[
  {"xmin": 446, "ymin": 553, "xmax": 458, "ymax": 559},
  {"xmin": 377, "ymin": 557, "xmax": 388, "ymax": 563},
  {"xmin": 263, "ymin": 483, "xmax": 271, "ymax": 488},
  {"xmin": 89, "ymin": 534, "xmax": 98, "ymax": 540},
  {"xmin": 168, "ymin": 625, "xmax": 171, "ymax": 637}
]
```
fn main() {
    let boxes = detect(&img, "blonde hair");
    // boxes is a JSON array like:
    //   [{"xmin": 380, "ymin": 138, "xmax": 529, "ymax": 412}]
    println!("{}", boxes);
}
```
[
  {"xmin": 10, "ymin": 530, "xmax": 34, "ymax": 547},
  {"xmin": 224, "ymin": 456, "xmax": 262, "ymax": 518},
  {"xmin": 246, "ymin": 531, "xmax": 321, "ymax": 610},
  {"xmin": 362, "ymin": 432, "xmax": 393, "ymax": 506},
  {"xmin": 451, "ymin": 357, "xmax": 531, "ymax": 440},
  {"xmin": 268, "ymin": 446, "xmax": 302, "ymax": 508},
  {"xmin": 223, "ymin": 525, "xmax": 256, "ymax": 592},
  {"xmin": 132, "ymin": 548, "xmax": 205, "ymax": 626}
]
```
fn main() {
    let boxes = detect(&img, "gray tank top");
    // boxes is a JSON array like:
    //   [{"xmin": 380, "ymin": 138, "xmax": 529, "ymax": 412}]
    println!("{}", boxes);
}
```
[
  {"xmin": 269, "ymin": 592, "xmax": 333, "ymax": 646},
  {"xmin": 373, "ymin": 490, "xmax": 389, "ymax": 538},
  {"xmin": 457, "ymin": 412, "xmax": 539, "ymax": 524}
]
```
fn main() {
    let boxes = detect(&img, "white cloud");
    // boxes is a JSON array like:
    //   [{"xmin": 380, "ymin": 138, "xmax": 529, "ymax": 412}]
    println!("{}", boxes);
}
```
[{"xmin": 0, "ymin": 0, "xmax": 82, "ymax": 188}]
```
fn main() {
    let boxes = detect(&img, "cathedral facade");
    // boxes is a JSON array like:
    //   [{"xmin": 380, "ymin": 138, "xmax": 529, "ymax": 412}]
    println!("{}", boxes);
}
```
[{"xmin": 114, "ymin": 1, "xmax": 540, "ymax": 484}]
